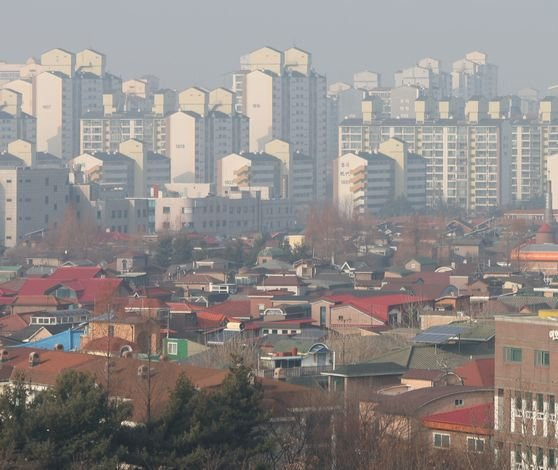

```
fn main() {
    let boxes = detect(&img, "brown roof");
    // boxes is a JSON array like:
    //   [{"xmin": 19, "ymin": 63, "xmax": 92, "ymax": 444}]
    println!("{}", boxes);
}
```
[
  {"xmin": 453, "ymin": 358, "xmax": 494, "ymax": 388},
  {"xmin": 368, "ymin": 385, "xmax": 491, "ymax": 417}
]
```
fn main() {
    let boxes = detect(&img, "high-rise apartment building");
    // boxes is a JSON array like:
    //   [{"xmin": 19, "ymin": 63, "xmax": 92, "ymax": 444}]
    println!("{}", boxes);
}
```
[
  {"xmin": 452, "ymin": 51, "xmax": 498, "ymax": 100},
  {"xmin": 166, "ymin": 87, "xmax": 248, "ymax": 184},
  {"xmin": 394, "ymin": 58, "xmax": 451, "ymax": 99},
  {"xmin": 0, "ymin": 140, "xmax": 69, "ymax": 248},
  {"xmin": 234, "ymin": 46, "xmax": 328, "ymax": 199},
  {"xmin": 339, "ymin": 97, "xmax": 512, "ymax": 211},
  {"xmin": 0, "ymin": 88, "xmax": 36, "ymax": 152}
]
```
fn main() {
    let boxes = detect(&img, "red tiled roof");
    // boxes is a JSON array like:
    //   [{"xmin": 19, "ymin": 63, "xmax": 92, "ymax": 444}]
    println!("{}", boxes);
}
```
[
  {"xmin": 50, "ymin": 266, "xmax": 102, "ymax": 280},
  {"xmin": 19, "ymin": 278, "xmax": 65, "ymax": 296},
  {"xmin": 14, "ymin": 295, "xmax": 74, "ymax": 307},
  {"xmin": 203, "ymin": 300, "xmax": 250, "ymax": 317},
  {"xmin": 0, "ymin": 296, "xmax": 16, "ymax": 306},
  {"xmin": 324, "ymin": 293, "xmax": 427, "ymax": 323},
  {"xmin": 166, "ymin": 302, "xmax": 197, "ymax": 313},
  {"xmin": 0, "ymin": 313, "xmax": 30, "ymax": 333},
  {"xmin": 77, "ymin": 278, "xmax": 124, "ymax": 304},
  {"xmin": 196, "ymin": 311, "xmax": 228, "ymax": 329},
  {"xmin": 454, "ymin": 358, "xmax": 494, "ymax": 388},
  {"xmin": 422, "ymin": 403, "xmax": 493, "ymax": 434}
]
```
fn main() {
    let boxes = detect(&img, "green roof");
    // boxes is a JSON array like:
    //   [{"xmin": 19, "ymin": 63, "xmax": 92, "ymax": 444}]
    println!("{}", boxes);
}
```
[
  {"xmin": 369, "ymin": 342, "xmax": 494, "ymax": 370},
  {"xmin": 322, "ymin": 361, "xmax": 406, "ymax": 378}
]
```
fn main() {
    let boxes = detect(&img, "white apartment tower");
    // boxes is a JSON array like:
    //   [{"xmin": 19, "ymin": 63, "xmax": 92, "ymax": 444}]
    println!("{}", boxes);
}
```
[{"xmin": 166, "ymin": 86, "xmax": 248, "ymax": 184}]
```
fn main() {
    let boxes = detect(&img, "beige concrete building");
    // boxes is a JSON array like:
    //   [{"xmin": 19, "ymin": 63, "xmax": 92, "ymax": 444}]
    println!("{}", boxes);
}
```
[
  {"xmin": 34, "ymin": 71, "xmax": 76, "ymax": 159},
  {"xmin": 264, "ymin": 139, "xmax": 315, "ymax": 204},
  {"xmin": 0, "ymin": 88, "xmax": 36, "ymax": 152},
  {"xmin": 40, "ymin": 48, "xmax": 75, "ymax": 78},
  {"xmin": 217, "ymin": 152, "xmax": 281, "ymax": 197},
  {"xmin": 75, "ymin": 49, "xmax": 106, "ymax": 76}
]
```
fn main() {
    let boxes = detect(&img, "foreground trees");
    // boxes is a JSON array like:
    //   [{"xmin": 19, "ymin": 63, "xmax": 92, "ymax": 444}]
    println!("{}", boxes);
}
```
[{"xmin": 0, "ymin": 359, "xmax": 268, "ymax": 469}]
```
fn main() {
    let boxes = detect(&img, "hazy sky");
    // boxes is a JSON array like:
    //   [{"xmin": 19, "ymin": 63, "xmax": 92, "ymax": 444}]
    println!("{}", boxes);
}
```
[{"xmin": 2, "ymin": 0, "xmax": 557, "ymax": 94}]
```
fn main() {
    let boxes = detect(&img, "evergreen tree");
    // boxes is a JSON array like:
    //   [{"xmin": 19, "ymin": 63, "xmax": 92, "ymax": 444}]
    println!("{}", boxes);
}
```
[
  {"xmin": 14, "ymin": 371, "xmax": 129, "ymax": 468},
  {"xmin": 154, "ymin": 235, "xmax": 173, "ymax": 267},
  {"xmin": 172, "ymin": 234, "xmax": 193, "ymax": 264}
]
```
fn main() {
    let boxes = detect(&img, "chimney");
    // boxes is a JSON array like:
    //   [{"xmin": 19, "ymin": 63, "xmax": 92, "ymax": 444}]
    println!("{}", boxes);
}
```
[
  {"xmin": 137, "ymin": 364, "xmax": 149, "ymax": 379},
  {"xmin": 28, "ymin": 352, "xmax": 39, "ymax": 367},
  {"xmin": 545, "ymin": 181, "xmax": 554, "ymax": 225},
  {"xmin": 0, "ymin": 349, "xmax": 8, "ymax": 362}
]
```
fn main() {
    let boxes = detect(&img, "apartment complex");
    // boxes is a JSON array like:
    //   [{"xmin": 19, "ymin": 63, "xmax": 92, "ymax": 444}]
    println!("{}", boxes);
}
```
[
  {"xmin": 333, "ymin": 138, "xmax": 426, "ymax": 215},
  {"xmin": 70, "ymin": 139, "xmax": 169, "ymax": 197},
  {"xmin": 166, "ymin": 87, "xmax": 249, "ymax": 184},
  {"xmin": 394, "ymin": 58, "xmax": 451, "ymax": 100},
  {"xmin": 233, "ymin": 47, "xmax": 327, "ymax": 199},
  {"xmin": 339, "ymin": 97, "xmax": 513, "ymax": 211},
  {"xmin": 494, "ymin": 315, "xmax": 558, "ymax": 469},
  {"xmin": 451, "ymin": 51, "xmax": 498, "ymax": 100}
]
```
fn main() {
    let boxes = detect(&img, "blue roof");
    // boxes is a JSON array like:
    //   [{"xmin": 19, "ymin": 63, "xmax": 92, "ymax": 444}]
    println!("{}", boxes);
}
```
[
  {"xmin": 13, "ymin": 327, "xmax": 84, "ymax": 352},
  {"xmin": 414, "ymin": 325, "xmax": 468, "ymax": 345}
]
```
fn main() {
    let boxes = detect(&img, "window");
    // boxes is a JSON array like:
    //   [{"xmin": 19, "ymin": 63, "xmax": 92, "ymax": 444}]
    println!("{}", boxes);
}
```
[
  {"xmin": 162, "ymin": 206, "xmax": 170, "ymax": 214},
  {"xmin": 108, "ymin": 325, "xmax": 114, "ymax": 337},
  {"xmin": 319, "ymin": 306, "xmax": 327, "ymax": 326},
  {"xmin": 537, "ymin": 447, "xmax": 544, "ymax": 467},
  {"xmin": 454, "ymin": 399, "xmax": 464, "ymax": 407},
  {"xmin": 467, "ymin": 437, "xmax": 485, "ymax": 453},
  {"xmin": 535, "ymin": 350, "xmax": 550, "ymax": 367},
  {"xmin": 515, "ymin": 445, "xmax": 522, "ymax": 464},
  {"xmin": 167, "ymin": 341, "xmax": 178, "ymax": 355},
  {"xmin": 550, "ymin": 449, "xmax": 556, "ymax": 468},
  {"xmin": 282, "ymin": 330, "xmax": 288, "ymax": 335},
  {"xmin": 515, "ymin": 392, "xmax": 522, "ymax": 410},
  {"xmin": 504, "ymin": 347, "xmax": 522, "ymax": 363},
  {"xmin": 550, "ymin": 395, "xmax": 556, "ymax": 414},
  {"xmin": 433, "ymin": 433, "xmax": 450, "ymax": 449},
  {"xmin": 537, "ymin": 393, "xmax": 544, "ymax": 413}
]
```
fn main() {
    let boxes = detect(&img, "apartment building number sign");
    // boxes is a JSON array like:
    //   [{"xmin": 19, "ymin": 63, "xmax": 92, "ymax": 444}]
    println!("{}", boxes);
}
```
[{"xmin": 549, "ymin": 330, "xmax": 558, "ymax": 341}]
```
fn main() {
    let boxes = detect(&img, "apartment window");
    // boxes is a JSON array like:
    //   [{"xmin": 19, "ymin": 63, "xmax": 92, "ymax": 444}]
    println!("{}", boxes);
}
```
[
  {"xmin": 433, "ymin": 433, "xmax": 450, "ymax": 449},
  {"xmin": 550, "ymin": 395, "xmax": 556, "ymax": 414},
  {"xmin": 466, "ymin": 437, "xmax": 485, "ymax": 453},
  {"xmin": 454, "ymin": 399, "xmax": 464, "ymax": 407},
  {"xmin": 515, "ymin": 392, "xmax": 522, "ymax": 410},
  {"xmin": 167, "ymin": 341, "xmax": 178, "ymax": 355},
  {"xmin": 535, "ymin": 350, "xmax": 550, "ymax": 367},
  {"xmin": 537, "ymin": 448, "xmax": 544, "ymax": 468},
  {"xmin": 162, "ymin": 206, "xmax": 170, "ymax": 214},
  {"xmin": 504, "ymin": 347, "xmax": 522, "ymax": 363},
  {"xmin": 515, "ymin": 445, "xmax": 522, "ymax": 464},
  {"xmin": 537, "ymin": 393, "xmax": 544, "ymax": 413},
  {"xmin": 549, "ymin": 449, "xmax": 556, "ymax": 468}
]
